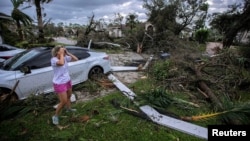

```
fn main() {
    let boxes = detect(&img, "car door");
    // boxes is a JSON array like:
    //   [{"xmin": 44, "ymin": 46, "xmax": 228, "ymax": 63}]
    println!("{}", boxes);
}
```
[
  {"xmin": 67, "ymin": 48, "xmax": 90, "ymax": 85},
  {"xmin": 15, "ymin": 52, "xmax": 53, "ymax": 99}
]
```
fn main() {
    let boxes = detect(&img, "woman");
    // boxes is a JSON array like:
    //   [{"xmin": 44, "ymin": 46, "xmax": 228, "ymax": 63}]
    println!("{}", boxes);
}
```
[{"xmin": 51, "ymin": 45, "xmax": 78, "ymax": 125}]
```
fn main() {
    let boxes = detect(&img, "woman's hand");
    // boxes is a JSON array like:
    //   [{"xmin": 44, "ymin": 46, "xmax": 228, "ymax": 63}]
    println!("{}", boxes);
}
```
[
  {"xmin": 56, "ymin": 47, "xmax": 66, "ymax": 65},
  {"xmin": 64, "ymin": 48, "xmax": 69, "ymax": 55},
  {"xmin": 58, "ymin": 47, "xmax": 65, "ymax": 55}
]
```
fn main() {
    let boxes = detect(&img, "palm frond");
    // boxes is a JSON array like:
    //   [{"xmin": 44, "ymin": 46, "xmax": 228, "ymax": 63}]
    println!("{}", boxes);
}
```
[
  {"xmin": 21, "ymin": 5, "xmax": 32, "ymax": 11},
  {"xmin": 0, "ymin": 93, "xmax": 57, "ymax": 122},
  {"xmin": 181, "ymin": 111, "xmax": 227, "ymax": 121},
  {"xmin": 135, "ymin": 88, "xmax": 173, "ymax": 108},
  {"xmin": 11, "ymin": 0, "xmax": 25, "ymax": 9},
  {"xmin": 11, "ymin": 0, "xmax": 33, "ymax": 25},
  {"xmin": 181, "ymin": 102, "xmax": 250, "ymax": 124}
]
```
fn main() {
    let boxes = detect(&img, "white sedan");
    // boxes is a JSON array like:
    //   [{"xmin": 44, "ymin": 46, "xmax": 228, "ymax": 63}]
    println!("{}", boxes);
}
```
[
  {"xmin": 0, "ymin": 46, "xmax": 111, "ymax": 101},
  {"xmin": 0, "ymin": 44, "xmax": 26, "ymax": 62}
]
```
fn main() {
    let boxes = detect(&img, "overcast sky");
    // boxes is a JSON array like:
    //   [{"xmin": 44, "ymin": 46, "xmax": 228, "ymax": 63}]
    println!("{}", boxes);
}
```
[{"xmin": 0, "ymin": 0, "xmax": 242, "ymax": 26}]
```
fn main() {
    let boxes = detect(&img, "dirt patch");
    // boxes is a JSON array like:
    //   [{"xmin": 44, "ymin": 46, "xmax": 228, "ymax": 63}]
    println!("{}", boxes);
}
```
[
  {"xmin": 109, "ymin": 52, "xmax": 149, "ymax": 84},
  {"xmin": 205, "ymin": 42, "xmax": 223, "ymax": 56}
]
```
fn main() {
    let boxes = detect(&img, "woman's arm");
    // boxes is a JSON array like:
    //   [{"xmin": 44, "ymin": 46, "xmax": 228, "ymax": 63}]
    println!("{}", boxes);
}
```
[
  {"xmin": 56, "ymin": 48, "xmax": 65, "ymax": 66},
  {"xmin": 65, "ymin": 49, "xmax": 78, "ymax": 62}
]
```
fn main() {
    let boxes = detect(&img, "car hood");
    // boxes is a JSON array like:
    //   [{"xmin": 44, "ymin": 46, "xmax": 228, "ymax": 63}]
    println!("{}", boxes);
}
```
[
  {"xmin": 0, "ymin": 58, "xmax": 5, "ymax": 63},
  {"xmin": 0, "ymin": 69, "xmax": 15, "ymax": 78},
  {"xmin": 0, "ymin": 49, "xmax": 25, "ymax": 56}
]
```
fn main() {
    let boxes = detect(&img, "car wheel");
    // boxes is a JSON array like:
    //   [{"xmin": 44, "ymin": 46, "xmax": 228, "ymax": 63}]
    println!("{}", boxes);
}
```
[
  {"xmin": 0, "ymin": 88, "xmax": 18, "ymax": 104},
  {"xmin": 88, "ymin": 66, "xmax": 104, "ymax": 80}
]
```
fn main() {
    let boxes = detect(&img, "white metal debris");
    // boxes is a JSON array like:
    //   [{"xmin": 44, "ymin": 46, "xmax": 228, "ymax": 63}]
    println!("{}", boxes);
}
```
[
  {"xmin": 140, "ymin": 105, "xmax": 208, "ymax": 140},
  {"xmin": 110, "ymin": 55, "xmax": 154, "ymax": 72},
  {"xmin": 107, "ymin": 72, "xmax": 208, "ymax": 140},
  {"xmin": 108, "ymin": 74, "xmax": 136, "ymax": 100},
  {"xmin": 142, "ymin": 55, "xmax": 153, "ymax": 70},
  {"xmin": 111, "ymin": 66, "xmax": 139, "ymax": 72}
]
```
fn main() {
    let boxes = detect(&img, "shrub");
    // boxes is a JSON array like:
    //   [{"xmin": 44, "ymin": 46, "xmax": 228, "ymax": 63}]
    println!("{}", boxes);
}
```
[
  {"xmin": 151, "ymin": 60, "xmax": 171, "ymax": 81},
  {"xmin": 195, "ymin": 28, "xmax": 209, "ymax": 44}
]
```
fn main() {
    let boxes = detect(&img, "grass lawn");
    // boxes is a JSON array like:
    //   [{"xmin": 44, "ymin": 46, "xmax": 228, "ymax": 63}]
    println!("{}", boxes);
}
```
[{"xmin": 0, "ymin": 80, "xmax": 207, "ymax": 141}]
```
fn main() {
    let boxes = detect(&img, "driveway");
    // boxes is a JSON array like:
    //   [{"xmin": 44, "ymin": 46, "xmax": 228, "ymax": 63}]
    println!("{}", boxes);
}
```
[{"xmin": 53, "ymin": 37, "xmax": 76, "ymax": 45}]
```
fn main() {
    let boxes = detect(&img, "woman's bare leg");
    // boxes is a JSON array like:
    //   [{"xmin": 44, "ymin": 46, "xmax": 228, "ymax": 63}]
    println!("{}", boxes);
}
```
[
  {"xmin": 55, "ymin": 92, "xmax": 68, "ymax": 116},
  {"xmin": 66, "ymin": 88, "xmax": 72, "ymax": 109}
]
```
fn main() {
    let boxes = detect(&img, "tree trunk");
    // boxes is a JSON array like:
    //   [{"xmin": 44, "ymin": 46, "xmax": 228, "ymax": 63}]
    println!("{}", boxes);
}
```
[
  {"xmin": 194, "ymin": 65, "xmax": 224, "ymax": 110},
  {"xmin": 223, "ymin": 4, "xmax": 250, "ymax": 48},
  {"xmin": 137, "ymin": 43, "xmax": 143, "ymax": 54},
  {"xmin": 84, "ymin": 15, "xmax": 95, "ymax": 36},
  {"xmin": 35, "ymin": 0, "xmax": 44, "ymax": 40},
  {"xmin": 16, "ymin": 20, "xmax": 23, "ymax": 41},
  {"xmin": 222, "ymin": 28, "xmax": 238, "ymax": 48}
]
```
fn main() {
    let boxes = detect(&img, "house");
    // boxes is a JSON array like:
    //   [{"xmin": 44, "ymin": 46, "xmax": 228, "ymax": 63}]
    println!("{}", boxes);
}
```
[{"xmin": 108, "ymin": 26, "xmax": 123, "ymax": 38}]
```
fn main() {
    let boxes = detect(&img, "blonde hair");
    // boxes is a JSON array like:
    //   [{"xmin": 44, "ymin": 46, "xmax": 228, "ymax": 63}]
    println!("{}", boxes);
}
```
[{"xmin": 51, "ymin": 45, "xmax": 64, "ymax": 57}]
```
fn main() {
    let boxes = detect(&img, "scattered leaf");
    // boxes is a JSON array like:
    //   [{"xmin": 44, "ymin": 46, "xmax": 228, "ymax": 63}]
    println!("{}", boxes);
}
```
[{"xmin": 56, "ymin": 125, "xmax": 69, "ymax": 130}]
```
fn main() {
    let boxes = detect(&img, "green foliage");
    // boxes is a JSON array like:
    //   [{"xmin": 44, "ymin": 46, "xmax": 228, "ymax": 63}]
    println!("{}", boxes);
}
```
[
  {"xmin": 238, "ymin": 46, "xmax": 250, "ymax": 59},
  {"xmin": 0, "ymin": 93, "xmax": 204, "ymax": 141},
  {"xmin": 210, "ymin": 2, "xmax": 250, "ymax": 47},
  {"xmin": 218, "ymin": 100, "xmax": 250, "ymax": 125},
  {"xmin": 195, "ymin": 28, "xmax": 209, "ymax": 44},
  {"xmin": 195, "ymin": 43, "xmax": 207, "ymax": 52},
  {"xmin": 1, "ymin": 29, "xmax": 20, "ymax": 45},
  {"xmin": 136, "ymin": 88, "xmax": 173, "ymax": 108},
  {"xmin": 207, "ymin": 29, "xmax": 223, "ymax": 42},
  {"xmin": 150, "ymin": 60, "xmax": 172, "ymax": 80},
  {"xmin": 143, "ymin": 0, "xmax": 208, "ymax": 35},
  {"xmin": 0, "ymin": 102, "xmax": 30, "ymax": 122},
  {"xmin": 22, "ymin": 43, "xmax": 56, "ymax": 49},
  {"xmin": 73, "ymin": 79, "xmax": 102, "ymax": 93},
  {"xmin": 10, "ymin": 0, "xmax": 33, "ymax": 41},
  {"xmin": 125, "ymin": 13, "xmax": 139, "ymax": 32},
  {"xmin": 15, "ymin": 41, "xmax": 29, "ymax": 48},
  {"xmin": 0, "ymin": 93, "xmax": 57, "ymax": 122}
]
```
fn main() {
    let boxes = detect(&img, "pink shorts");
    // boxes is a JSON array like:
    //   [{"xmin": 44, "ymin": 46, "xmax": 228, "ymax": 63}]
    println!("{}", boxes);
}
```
[{"xmin": 53, "ymin": 81, "xmax": 72, "ymax": 93}]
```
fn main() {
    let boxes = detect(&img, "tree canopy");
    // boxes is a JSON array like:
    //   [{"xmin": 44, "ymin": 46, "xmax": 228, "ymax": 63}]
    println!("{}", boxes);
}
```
[
  {"xmin": 11, "ymin": 0, "xmax": 33, "ymax": 40},
  {"xmin": 25, "ymin": 0, "xmax": 53, "ymax": 41},
  {"xmin": 210, "ymin": 0, "xmax": 250, "ymax": 47},
  {"xmin": 143, "ymin": 0, "xmax": 208, "ymax": 36}
]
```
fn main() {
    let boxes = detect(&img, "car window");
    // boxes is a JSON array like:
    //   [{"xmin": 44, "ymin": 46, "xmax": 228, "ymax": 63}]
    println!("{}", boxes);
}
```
[
  {"xmin": 7, "ymin": 50, "xmax": 40, "ymax": 70},
  {"xmin": 68, "ymin": 49, "xmax": 90, "ymax": 60},
  {"xmin": 24, "ymin": 51, "xmax": 51, "ymax": 69}
]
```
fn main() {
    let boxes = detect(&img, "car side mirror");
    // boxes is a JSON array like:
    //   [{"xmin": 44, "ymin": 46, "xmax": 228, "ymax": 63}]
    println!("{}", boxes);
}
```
[{"xmin": 20, "ymin": 66, "xmax": 31, "ymax": 74}]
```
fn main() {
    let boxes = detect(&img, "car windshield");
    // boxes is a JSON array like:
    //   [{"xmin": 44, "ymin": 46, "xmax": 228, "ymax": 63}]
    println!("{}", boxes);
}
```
[{"xmin": 2, "ymin": 49, "xmax": 40, "ymax": 71}]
